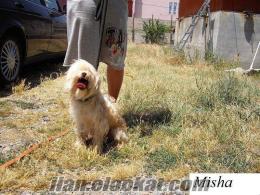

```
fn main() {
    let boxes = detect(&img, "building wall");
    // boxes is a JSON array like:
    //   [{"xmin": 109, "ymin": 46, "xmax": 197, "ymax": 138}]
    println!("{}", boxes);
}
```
[
  {"xmin": 58, "ymin": 0, "xmax": 179, "ymax": 21},
  {"xmin": 133, "ymin": 0, "xmax": 179, "ymax": 21},
  {"xmin": 174, "ymin": 12, "xmax": 260, "ymax": 69},
  {"xmin": 179, "ymin": 0, "xmax": 260, "ymax": 18}
]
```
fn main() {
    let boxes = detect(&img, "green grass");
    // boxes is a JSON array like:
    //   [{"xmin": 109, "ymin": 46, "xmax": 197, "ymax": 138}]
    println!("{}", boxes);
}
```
[
  {"xmin": 0, "ymin": 156, "xmax": 5, "ymax": 164},
  {"xmin": 194, "ymin": 73, "xmax": 259, "ymax": 110},
  {"xmin": 0, "ymin": 43, "xmax": 259, "ymax": 191},
  {"xmin": 145, "ymin": 148, "xmax": 177, "ymax": 173}
]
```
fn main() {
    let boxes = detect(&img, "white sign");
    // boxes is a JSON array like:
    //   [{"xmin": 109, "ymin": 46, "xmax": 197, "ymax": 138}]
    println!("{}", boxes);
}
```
[
  {"xmin": 169, "ymin": 1, "xmax": 179, "ymax": 15},
  {"xmin": 190, "ymin": 173, "xmax": 260, "ymax": 195}
]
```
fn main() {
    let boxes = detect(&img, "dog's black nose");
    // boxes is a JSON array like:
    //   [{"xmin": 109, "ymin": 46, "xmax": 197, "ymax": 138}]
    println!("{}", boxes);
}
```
[{"xmin": 81, "ymin": 72, "xmax": 87, "ymax": 78}]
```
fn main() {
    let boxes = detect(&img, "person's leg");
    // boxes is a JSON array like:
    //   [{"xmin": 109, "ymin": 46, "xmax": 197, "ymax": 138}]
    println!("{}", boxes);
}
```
[
  {"xmin": 101, "ymin": 0, "xmax": 128, "ymax": 100},
  {"xmin": 107, "ymin": 65, "xmax": 124, "ymax": 100}
]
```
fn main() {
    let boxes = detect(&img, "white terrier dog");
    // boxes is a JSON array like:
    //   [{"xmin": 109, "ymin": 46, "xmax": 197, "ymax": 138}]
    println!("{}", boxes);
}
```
[{"xmin": 65, "ymin": 60, "xmax": 128, "ymax": 153}]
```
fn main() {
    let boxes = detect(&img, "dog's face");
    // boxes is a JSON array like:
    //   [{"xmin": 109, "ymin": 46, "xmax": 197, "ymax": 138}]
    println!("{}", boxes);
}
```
[{"xmin": 65, "ymin": 60, "xmax": 100, "ymax": 101}]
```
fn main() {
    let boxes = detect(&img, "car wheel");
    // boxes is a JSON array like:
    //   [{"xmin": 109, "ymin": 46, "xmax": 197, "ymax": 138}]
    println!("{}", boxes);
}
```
[{"xmin": 0, "ymin": 36, "xmax": 22, "ymax": 83}]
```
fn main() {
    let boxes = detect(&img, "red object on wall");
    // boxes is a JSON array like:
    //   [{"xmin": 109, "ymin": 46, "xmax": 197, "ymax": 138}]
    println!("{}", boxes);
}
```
[
  {"xmin": 179, "ymin": 0, "xmax": 260, "ymax": 18},
  {"xmin": 128, "ymin": 0, "xmax": 133, "ymax": 17},
  {"xmin": 58, "ymin": 0, "xmax": 67, "ymax": 11}
]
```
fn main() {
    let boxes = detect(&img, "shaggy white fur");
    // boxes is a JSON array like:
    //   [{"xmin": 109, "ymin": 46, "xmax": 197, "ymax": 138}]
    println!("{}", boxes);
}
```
[{"xmin": 65, "ymin": 60, "xmax": 128, "ymax": 153}]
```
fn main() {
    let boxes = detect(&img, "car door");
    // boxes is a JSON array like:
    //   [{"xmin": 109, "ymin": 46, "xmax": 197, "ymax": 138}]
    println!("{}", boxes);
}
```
[
  {"xmin": 44, "ymin": 0, "xmax": 67, "ymax": 53},
  {"xmin": 12, "ymin": 0, "xmax": 52, "ymax": 57}
]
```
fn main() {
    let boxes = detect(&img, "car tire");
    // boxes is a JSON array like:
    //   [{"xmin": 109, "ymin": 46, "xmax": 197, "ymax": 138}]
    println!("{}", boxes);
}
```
[{"xmin": 0, "ymin": 36, "xmax": 22, "ymax": 83}]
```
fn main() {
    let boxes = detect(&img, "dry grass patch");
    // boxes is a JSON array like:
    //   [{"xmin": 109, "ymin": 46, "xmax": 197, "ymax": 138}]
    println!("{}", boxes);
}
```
[{"xmin": 0, "ymin": 43, "xmax": 259, "ymax": 192}]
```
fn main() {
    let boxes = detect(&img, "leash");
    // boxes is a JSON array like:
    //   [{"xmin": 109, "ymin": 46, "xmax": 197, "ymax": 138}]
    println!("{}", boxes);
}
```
[
  {"xmin": 95, "ymin": 0, "xmax": 108, "ymax": 70},
  {"xmin": 0, "ymin": 129, "xmax": 70, "ymax": 169}
]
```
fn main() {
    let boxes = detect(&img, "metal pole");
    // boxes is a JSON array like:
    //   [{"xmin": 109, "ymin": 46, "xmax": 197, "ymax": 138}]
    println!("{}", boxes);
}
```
[
  {"xmin": 205, "ymin": 1, "xmax": 210, "ymax": 58},
  {"xmin": 132, "ymin": 14, "xmax": 135, "ymax": 42},
  {"xmin": 249, "ymin": 41, "xmax": 260, "ymax": 70},
  {"xmin": 170, "ymin": 14, "xmax": 173, "ymax": 44}
]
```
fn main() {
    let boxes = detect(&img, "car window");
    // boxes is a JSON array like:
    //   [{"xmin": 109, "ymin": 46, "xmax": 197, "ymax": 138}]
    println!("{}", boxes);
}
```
[{"xmin": 44, "ymin": 0, "xmax": 59, "ymax": 11}]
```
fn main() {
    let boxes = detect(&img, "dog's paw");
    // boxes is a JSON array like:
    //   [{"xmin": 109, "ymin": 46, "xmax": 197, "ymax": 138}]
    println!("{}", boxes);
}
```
[
  {"xmin": 114, "ymin": 130, "xmax": 129, "ymax": 143},
  {"xmin": 74, "ymin": 140, "xmax": 85, "ymax": 150}
]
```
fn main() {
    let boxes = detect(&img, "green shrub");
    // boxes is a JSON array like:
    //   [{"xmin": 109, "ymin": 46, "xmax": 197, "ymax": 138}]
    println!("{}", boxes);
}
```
[{"xmin": 143, "ymin": 19, "xmax": 170, "ymax": 44}]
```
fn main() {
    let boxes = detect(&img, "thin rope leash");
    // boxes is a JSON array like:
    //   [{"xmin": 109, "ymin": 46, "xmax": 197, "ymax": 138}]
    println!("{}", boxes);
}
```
[{"xmin": 0, "ymin": 129, "xmax": 70, "ymax": 169}]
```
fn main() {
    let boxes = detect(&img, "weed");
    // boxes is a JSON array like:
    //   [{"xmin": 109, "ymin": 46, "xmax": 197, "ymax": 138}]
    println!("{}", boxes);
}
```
[{"xmin": 12, "ymin": 79, "xmax": 30, "ymax": 94}]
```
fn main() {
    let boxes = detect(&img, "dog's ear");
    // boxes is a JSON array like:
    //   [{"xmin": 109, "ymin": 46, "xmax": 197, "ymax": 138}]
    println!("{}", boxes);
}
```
[{"xmin": 64, "ymin": 72, "xmax": 73, "ymax": 92}]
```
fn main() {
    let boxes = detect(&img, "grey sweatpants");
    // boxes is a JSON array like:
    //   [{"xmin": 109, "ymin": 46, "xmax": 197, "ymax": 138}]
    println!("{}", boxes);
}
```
[{"xmin": 63, "ymin": 0, "xmax": 128, "ymax": 70}]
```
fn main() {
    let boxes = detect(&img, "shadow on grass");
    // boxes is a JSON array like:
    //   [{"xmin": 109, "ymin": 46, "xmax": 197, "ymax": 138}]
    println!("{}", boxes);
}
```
[
  {"xmin": 123, "ymin": 107, "xmax": 172, "ymax": 137},
  {"xmin": 103, "ymin": 137, "xmax": 118, "ymax": 154},
  {"xmin": 101, "ymin": 107, "xmax": 173, "ymax": 154},
  {"xmin": 0, "ymin": 56, "xmax": 67, "ymax": 98}
]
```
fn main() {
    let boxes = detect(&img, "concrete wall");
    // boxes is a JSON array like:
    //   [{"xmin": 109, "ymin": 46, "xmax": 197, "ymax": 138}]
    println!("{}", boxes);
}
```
[
  {"xmin": 133, "ymin": 0, "xmax": 179, "ymax": 21},
  {"xmin": 174, "ymin": 11, "xmax": 260, "ymax": 69}
]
